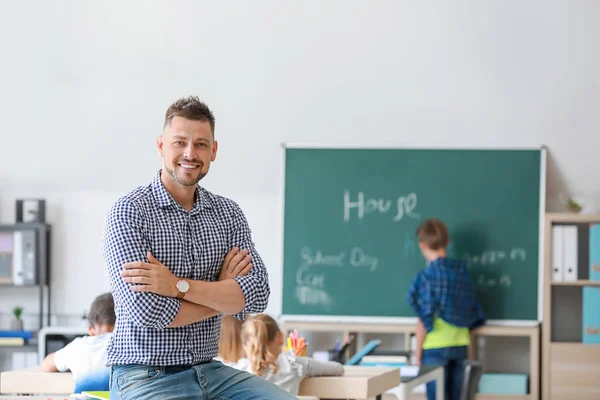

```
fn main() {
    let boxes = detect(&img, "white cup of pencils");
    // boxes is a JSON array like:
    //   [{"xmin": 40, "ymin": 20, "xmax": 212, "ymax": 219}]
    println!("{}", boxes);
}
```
[{"xmin": 285, "ymin": 330, "xmax": 307, "ymax": 357}]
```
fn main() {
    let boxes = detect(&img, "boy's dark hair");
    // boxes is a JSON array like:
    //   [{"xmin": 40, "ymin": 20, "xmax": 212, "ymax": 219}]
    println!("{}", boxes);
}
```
[
  {"xmin": 88, "ymin": 292, "xmax": 116, "ymax": 327},
  {"xmin": 416, "ymin": 218, "xmax": 449, "ymax": 250},
  {"xmin": 163, "ymin": 96, "xmax": 216, "ymax": 135}
]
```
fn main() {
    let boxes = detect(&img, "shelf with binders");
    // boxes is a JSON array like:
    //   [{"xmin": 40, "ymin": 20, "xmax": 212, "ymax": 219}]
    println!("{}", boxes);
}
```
[
  {"xmin": 543, "ymin": 213, "xmax": 600, "ymax": 400},
  {"xmin": 549, "ymin": 220, "xmax": 597, "ymax": 284},
  {"xmin": 547, "ymin": 216, "xmax": 600, "ymax": 344},
  {"xmin": 0, "ymin": 223, "xmax": 52, "ymax": 330}
]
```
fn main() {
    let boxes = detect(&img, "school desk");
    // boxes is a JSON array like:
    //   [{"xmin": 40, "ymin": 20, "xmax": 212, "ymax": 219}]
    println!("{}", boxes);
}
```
[
  {"xmin": 0, "ymin": 366, "xmax": 73, "ymax": 395},
  {"xmin": 298, "ymin": 365, "xmax": 410, "ymax": 400},
  {"xmin": 297, "ymin": 365, "xmax": 444, "ymax": 400}
]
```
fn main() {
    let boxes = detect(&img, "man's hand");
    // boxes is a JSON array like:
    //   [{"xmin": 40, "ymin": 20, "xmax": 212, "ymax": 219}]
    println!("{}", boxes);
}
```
[
  {"xmin": 121, "ymin": 252, "xmax": 178, "ymax": 297},
  {"xmin": 219, "ymin": 247, "xmax": 253, "ymax": 281}
]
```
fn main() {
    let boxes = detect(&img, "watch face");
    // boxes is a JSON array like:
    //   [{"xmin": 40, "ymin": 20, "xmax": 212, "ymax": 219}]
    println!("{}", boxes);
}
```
[{"xmin": 177, "ymin": 280, "xmax": 190, "ymax": 292}]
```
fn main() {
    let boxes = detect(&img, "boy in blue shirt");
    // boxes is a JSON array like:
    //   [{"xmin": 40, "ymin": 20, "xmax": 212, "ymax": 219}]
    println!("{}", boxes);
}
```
[{"xmin": 407, "ymin": 219, "xmax": 486, "ymax": 400}]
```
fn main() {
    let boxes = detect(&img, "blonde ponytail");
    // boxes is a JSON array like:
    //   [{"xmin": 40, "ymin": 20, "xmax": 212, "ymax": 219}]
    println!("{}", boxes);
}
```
[{"xmin": 241, "ymin": 314, "xmax": 281, "ymax": 376}]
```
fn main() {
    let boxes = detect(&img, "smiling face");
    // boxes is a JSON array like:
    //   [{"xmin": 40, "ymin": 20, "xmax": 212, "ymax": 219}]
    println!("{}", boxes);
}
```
[{"xmin": 157, "ymin": 116, "xmax": 218, "ymax": 187}]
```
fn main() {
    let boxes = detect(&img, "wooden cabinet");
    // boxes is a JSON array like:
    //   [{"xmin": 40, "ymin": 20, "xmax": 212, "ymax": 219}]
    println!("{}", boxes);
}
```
[
  {"xmin": 542, "ymin": 213, "xmax": 600, "ymax": 400},
  {"xmin": 548, "ymin": 343, "xmax": 600, "ymax": 400}
]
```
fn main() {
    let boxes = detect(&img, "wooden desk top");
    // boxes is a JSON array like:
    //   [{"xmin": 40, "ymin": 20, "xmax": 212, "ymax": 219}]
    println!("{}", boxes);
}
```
[
  {"xmin": 1, "ymin": 367, "xmax": 74, "ymax": 395},
  {"xmin": 299, "ymin": 366, "xmax": 400, "ymax": 399}
]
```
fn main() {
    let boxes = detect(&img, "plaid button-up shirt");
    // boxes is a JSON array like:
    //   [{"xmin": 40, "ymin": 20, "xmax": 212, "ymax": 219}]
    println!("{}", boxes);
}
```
[
  {"xmin": 102, "ymin": 171, "xmax": 270, "ymax": 366},
  {"xmin": 407, "ymin": 257, "xmax": 486, "ymax": 333}
]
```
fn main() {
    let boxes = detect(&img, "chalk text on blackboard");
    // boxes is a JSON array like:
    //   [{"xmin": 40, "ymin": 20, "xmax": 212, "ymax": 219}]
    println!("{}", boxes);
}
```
[
  {"xmin": 343, "ymin": 190, "xmax": 421, "ymax": 222},
  {"xmin": 350, "ymin": 247, "xmax": 378, "ymax": 271},
  {"xmin": 300, "ymin": 247, "xmax": 344, "ymax": 267}
]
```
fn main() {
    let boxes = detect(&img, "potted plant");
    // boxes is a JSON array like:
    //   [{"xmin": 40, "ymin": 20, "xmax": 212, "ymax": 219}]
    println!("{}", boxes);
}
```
[{"xmin": 11, "ymin": 306, "xmax": 24, "ymax": 331}]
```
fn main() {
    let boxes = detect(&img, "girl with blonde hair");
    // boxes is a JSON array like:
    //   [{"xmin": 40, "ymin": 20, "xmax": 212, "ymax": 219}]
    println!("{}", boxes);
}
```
[{"xmin": 237, "ymin": 314, "xmax": 344, "ymax": 395}]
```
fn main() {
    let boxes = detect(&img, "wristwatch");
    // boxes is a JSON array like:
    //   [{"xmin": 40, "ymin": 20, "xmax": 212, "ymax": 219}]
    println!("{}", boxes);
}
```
[{"xmin": 175, "ymin": 279, "xmax": 190, "ymax": 299}]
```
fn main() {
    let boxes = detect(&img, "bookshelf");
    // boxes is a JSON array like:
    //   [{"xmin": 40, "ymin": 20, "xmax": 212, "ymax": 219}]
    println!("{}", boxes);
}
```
[
  {"xmin": 542, "ymin": 213, "xmax": 600, "ymax": 400},
  {"xmin": 0, "ymin": 223, "xmax": 52, "ymax": 374}
]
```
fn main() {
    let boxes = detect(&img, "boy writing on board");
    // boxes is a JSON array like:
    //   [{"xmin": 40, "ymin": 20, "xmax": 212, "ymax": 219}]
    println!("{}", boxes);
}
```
[{"xmin": 407, "ymin": 219, "xmax": 486, "ymax": 400}]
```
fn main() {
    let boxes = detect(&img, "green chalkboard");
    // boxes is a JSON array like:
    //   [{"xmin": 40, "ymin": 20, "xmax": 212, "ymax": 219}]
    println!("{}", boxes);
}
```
[{"xmin": 282, "ymin": 147, "xmax": 543, "ymax": 322}]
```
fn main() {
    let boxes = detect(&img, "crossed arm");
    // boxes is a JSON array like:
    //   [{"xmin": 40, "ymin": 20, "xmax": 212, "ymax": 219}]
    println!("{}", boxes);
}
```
[
  {"xmin": 123, "ymin": 248, "xmax": 253, "ymax": 327},
  {"xmin": 103, "ymin": 200, "xmax": 270, "ymax": 329}
]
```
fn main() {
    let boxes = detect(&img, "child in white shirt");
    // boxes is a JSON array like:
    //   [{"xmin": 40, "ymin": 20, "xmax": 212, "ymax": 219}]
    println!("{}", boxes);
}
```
[
  {"xmin": 235, "ymin": 314, "xmax": 344, "ymax": 396},
  {"xmin": 41, "ymin": 292, "xmax": 115, "ymax": 393}
]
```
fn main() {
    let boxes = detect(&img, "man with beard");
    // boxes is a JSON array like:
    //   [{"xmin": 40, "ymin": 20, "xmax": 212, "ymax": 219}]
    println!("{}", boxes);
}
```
[{"xmin": 102, "ymin": 96, "xmax": 294, "ymax": 399}]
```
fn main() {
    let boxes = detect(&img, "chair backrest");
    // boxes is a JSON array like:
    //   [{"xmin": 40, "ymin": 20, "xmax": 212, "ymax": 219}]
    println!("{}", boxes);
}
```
[{"xmin": 460, "ymin": 360, "xmax": 484, "ymax": 400}]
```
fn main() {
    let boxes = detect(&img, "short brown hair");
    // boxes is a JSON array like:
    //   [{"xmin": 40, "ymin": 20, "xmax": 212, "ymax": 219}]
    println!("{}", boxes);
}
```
[
  {"xmin": 416, "ymin": 218, "xmax": 449, "ymax": 250},
  {"xmin": 163, "ymin": 96, "xmax": 216, "ymax": 135},
  {"xmin": 88, "ymin": 292, "xmax": 116, "ymax": 328}
]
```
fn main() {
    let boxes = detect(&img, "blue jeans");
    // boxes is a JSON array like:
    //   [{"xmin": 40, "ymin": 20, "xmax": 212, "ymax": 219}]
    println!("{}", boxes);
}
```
[
  {"xmin": 422, "ymin": 346, "xmax": 468, "ymax": 400},
  {"xmin": 109, "ymin": 360, "xmax": 297, "ymax": 400}
]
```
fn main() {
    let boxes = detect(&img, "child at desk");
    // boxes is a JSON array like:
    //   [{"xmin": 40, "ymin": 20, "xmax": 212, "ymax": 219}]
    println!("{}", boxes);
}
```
[
  {"xmin": 235, "ymin": 314, "xmax": 344, "ymax": 396},
  {"xmin": 407, "ymin": 219, "xmax": 486, "ymax": 400},
  {"xmin": 41, "ymin": 292, "xmax": 115, "ymax": 393}
]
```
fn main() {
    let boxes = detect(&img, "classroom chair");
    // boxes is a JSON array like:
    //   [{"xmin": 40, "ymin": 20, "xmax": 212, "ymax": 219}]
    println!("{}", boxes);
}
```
[{"xmin": 460, "ymin": 360, "xmax": 484, "ymax": 400}]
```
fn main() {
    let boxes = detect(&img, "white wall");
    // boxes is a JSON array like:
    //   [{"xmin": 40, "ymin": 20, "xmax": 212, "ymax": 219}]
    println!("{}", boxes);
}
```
[{"xmin": 1, "ymin": 1, "xmax": 599, "ymax": 329}]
